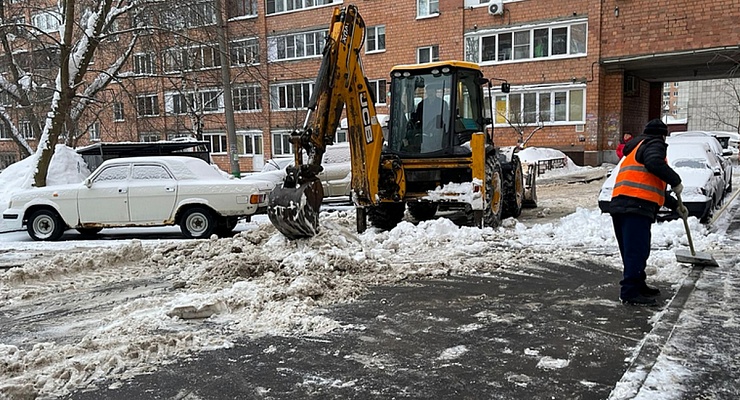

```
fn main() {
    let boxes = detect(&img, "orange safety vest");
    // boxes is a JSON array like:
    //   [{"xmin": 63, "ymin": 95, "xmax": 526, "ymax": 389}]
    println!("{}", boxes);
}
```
[{"xmin": 612, "ymin": 140, "xmax": 667, "ymax": 206}]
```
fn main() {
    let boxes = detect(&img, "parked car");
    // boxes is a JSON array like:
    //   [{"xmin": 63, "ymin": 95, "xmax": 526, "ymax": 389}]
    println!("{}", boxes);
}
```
[
  {"xmin": 598, "ymin": 141, "xmax": 725, "ymax": 222},
  {"xmin": 243, "ymin": 142, "xmax": 352, "ymax": 199},
  {"xmin": 667, "ymin": 131, "xmax": 733, "ymax": 193},
  {"xmin": 2, "ymin": 156, "xmax": 273, "ymax": 241}
]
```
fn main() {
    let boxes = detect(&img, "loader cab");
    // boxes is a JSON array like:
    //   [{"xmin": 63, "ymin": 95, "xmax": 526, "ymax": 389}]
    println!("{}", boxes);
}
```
[{"xmin": 387, "ymin": 61, "xmax": 487, "ymax": 157}]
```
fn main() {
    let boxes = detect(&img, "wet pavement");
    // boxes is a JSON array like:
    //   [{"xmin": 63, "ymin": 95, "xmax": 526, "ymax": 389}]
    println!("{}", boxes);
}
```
[{"xmin": 67, "ymin": 260, "xmax": 668, "ymax": 400}]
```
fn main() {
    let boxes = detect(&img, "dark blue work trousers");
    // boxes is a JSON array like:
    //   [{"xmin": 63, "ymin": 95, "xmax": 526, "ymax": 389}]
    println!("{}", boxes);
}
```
[{"xmin": 611, "ymin": 213, "xmax": 653, "ymax": 299}]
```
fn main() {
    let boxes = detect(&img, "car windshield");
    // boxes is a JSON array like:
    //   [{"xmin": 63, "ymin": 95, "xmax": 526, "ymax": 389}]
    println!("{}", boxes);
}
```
[{"xmin": 672, "ymin": 159, "xmax": 709, "ymax": 169}]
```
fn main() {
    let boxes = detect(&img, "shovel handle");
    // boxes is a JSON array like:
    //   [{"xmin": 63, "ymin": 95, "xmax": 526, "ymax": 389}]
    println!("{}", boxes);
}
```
[{"xmin": 676, "ymin": 193, "xmax": 697, "ymax": 256}]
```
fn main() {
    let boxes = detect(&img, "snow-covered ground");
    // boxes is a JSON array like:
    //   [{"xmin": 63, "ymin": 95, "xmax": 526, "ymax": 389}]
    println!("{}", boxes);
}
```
[{"xmin": 0, "ymin": 147, "xmax": 738, "ymax": 399}]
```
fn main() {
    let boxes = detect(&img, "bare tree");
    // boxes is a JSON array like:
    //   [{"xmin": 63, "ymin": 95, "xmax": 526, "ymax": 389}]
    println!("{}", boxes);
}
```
[
  {"xmin": 0, "ymin": 0, "xmax": 150, "ymax": 187},
  {"xmin": 694, "ymin": 78, "xmax": 740, "ymax": 134}
]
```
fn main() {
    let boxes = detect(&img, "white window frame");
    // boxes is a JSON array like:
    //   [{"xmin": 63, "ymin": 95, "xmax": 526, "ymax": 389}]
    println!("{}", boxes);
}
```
[
  {"xmin": 227, "ymin": 0, "xmax": 258, "ymax": 19},
  {"xmin": 204, "ymin": 132, "xmax": 228, "ymax": 154},
  {"xmin": 417, "ymin": 45, "xmax": 439, "ymax": 64},
  {"xmin": 136, "ymin": 95, "xmax": 159, "ymax": 117},
  {"xmin": 140, "ymin": 132, "xmax": 161, "ymax": 142},
  {"xmin": 230, "ymin": 38, "xmax": 260, "ymax": 66},
  {"xmin": 417, "ymin": 0, "xmax": 439, "ymax": 18},
  {"xmin": 465, "ymin": 19, "xmax": 587, "ymax": 65},
  {"xmin": 369, "ymin": 79, "xmax": 387, "ymax": 105},
  {"xmin": 269, "ymin": 82, "xmax": 314, "ymax": 111},
  {"xmin": 490, "ymin": 84, "xmax": 586, "ymax": 126},
  {"xmin": 366, "ymin": 25, "xmax": 386, "ymax": 54},
  {"xmin": 237, "ymin": 130, "xmax": 263, "ymax": 155},
  {"xmin": 266, "ymin": 0, "xmax": 341, "ymax": 15},
  {"xmin": 163, "ymin": 45, "xmax": 220, "ymax": 73},
  {"xmin": 0, "ymin": 123, "xmax": 11, "ymax": 140},
  {"xmin": 31, "ymin": 10, "xmax": 62, "ymax": 33},
  {"xmin": 89, "ymin": 121, "xmax": 101, "ymax": 141},
  {"xmin": 19, "ymin": 120, "xmax": 33, "ymax": 139},
  {"xmin": 113, "ymin": 102, "xmax": 124, "ymax": 121},
  {"xmin": 268, "ymin": 30, "xmax": 326, "ymax": 62},
  {"xmin": 233, "ymin": 85, "xmax": 262, "ymax": 112},
  {"xmin": 271, "ymin": 130, "xmax": 294, "ymax": 156},
  {"xmin": 133, "ymin": 53, "xmax": 156, "ymax": 75}
]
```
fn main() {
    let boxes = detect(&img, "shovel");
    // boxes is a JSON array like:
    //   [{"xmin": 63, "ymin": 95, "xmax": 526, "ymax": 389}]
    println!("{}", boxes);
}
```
[{"xmin": 674, "ymin": 193, "xmax": 719, "ymax": 267}]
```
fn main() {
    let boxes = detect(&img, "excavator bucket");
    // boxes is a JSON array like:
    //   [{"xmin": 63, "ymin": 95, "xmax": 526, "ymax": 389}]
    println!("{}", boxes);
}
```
[{"xmin": 267, "ymin": 178, "xmax": 324, "ymax": 239}]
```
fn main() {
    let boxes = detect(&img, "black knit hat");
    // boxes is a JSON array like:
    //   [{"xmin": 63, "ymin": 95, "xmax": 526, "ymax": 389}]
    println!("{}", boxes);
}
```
[{"xmin": 643, "ymin": 119, "xmax": 668, "ymax": 136}]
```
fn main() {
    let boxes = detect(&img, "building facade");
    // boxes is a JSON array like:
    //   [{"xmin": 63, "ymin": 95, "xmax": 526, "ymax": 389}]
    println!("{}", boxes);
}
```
[{"xmin": 3, "ymin": 0, "xmax": 740, "ymax": 172}]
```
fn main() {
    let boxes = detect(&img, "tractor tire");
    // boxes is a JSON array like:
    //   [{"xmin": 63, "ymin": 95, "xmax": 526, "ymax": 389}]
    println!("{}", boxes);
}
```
[
  {"xmin": 467, "ymin": 153, "xmax": 503, "ymax": 228},
  {"xmin": 407, "ymin": 202, "xmax": 438, "ymax": 221},
  {"xmin": 367, "ymin": 202, "xmax": 406, "ymax": 231},
  {"xmin": 501, "ymin": 155, "xmax": 524, "ymax": 218}
]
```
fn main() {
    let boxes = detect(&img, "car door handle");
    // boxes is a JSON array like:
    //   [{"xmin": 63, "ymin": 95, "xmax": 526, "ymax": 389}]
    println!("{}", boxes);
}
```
[
  {"xmin": 165, "ymin": 187, "xmax": 175, "ymax": 192},
  {"xmin": 118, "ymin": 188, "xmax": 127, "ymax": 193}
]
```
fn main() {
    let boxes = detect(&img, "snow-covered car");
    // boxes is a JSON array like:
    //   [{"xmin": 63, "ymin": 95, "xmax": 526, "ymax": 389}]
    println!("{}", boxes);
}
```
[
  {"xmin": 2, "ymin": 156, "xmax": 274, "ymax": 241},
  {"xmin": 243, "ymin": 142, "xmax": 352, "ymax": 200},
  {"xmin": 598, "ymin": 141, "xmax": 725, "ymax": 222},
  {"xmin": 667, "ymin": 131, "xmax": 733, "ymax": 193}
]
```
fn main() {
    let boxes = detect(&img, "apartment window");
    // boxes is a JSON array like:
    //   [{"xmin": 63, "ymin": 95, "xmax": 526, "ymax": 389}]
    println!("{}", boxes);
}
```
[
  {"xmin": 464, "ymin": 0, "xmax": 489, "ymax": 6},
  {"xmin": 0, "ymin": 90, "xmax": 12, "ymax": 106},
  {"xmin": 674, "ymin": 82, "xmax": 680, "ymax": 87},
  {"xmin": 270, "ymin": 30, "xmax": 326, "ymax": 61},
  {"xmin": 137, "ymin": 95, "xmax": 159, "ymax": 117},
  {"xmin": 366, "ymin": 26, "xmax": 386, "ymax": 53},
  {"xmin": 237, "ymin": 131, "xmax": 263, "ymax": 155},
  {"xmin": 466, "ymin": 20, "xmax": 587, "ymax": 64},
  {"xmin": 170, "ymin": 93, "xmax": 194, "ymax": 114},
  {"xmin": 113, "ymin": 102, "xmax": 124, "ymax": 121},
  {"xmin": 673, "ymin": 91, "xmax": 679, "ymax": 96},
  {"xmin": 161, "ymin": 1, "xmax": 216, "ymax": 30},
  {"xmin": 31, "ymin": 10, "xmax": 61, "ymax": 33},
  {"xmin": 417, "ymin": 45, "xmax": 439, "ymax": 64},
  {"xmin": 227, "ymin": 0, "xmax": 258, "ymax": 18},
  {"xmin": 417, "ymin": 0, "xmax": 439, "ymax": 17},
  {"xmin": 19, "ymin": 120, "xmax": 33, "ymax": 139},
  {"xmin": 163, "ymin": 45, "xmax": 220, "ymax": 72},
  {"xmin": 270, "ymin": 82, "xmax": 313, "ymax": 110},
  {"xmin": 230, "ymin": 38, "xmax": 260, "ymax": 66},
  {"xmin": 0, "ymin": 122, "xmax": 10, "ymax": 139},
  {"xmin": 266, "ymin": 0, "xmax": 340, "ymax": 15},
  {"xmin": 272, "ymin": 131, "xmax": 294, "ymax": 156},
  {"xmin": 201, "ymin": 91, "xmax": 222, "ymax": 112},
  {"xmin": 492, "ymin": 86, "xmax": 585, "ymax": 125},
  {"xmin": 89, "ymin": 122, "xmax": 101, "ymax": 141},
  {"xmin": 369, "ymin": 79, "xmax": 387, "ymax": 105},
  {"xmin": 233, "ymin": 86, "xmax": 262, "ymax": 111},
  {"xmin": 133, "ymin": 53, "xmax": 155, "ymax": 75},
  {"xmin": 140, "ymin": 132, "xmax": 161, "ymax": 142},
  {"xmin": 204, "ymin": 133, "xmax": 228, "ymax": 153}
]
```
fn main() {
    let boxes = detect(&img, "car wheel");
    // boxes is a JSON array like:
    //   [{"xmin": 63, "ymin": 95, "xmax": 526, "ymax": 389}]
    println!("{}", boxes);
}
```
[
  {"xmin": 27, "ymin": 209, "xmax": 66, "ymax": 241},
  {"xmin": 180, "ymin": 207, "xmax": 216, "ymax": 239}
]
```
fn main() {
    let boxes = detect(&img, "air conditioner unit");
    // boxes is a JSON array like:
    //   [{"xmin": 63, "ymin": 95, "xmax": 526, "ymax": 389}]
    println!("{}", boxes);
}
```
[{"xmin": 488, "ymin": 0, "xmax": 504, "ymax": 16}]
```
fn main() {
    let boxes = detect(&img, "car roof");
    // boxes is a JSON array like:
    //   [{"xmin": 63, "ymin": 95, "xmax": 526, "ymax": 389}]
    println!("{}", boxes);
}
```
[
  {"xmin": 97, "ymin": 156, "xmax": 223, "ymax": 180},
  {"xmin": 667, "ymin": 134, "xmax": 723, "ymax": 153}
]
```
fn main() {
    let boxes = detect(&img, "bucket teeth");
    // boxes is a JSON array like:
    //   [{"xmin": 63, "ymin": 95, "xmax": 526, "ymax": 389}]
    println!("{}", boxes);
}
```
[{"xmin": 267, "ymin": 179, "xmax": 324, "ymax": 239}]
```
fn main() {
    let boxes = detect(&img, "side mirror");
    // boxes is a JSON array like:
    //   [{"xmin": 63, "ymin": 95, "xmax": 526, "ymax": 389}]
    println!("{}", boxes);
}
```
[
  {"xmin": 84, "ymin": 178, "xmax": 92, "ymax": 188},
  {"xmin": 714, "ymin": 168, "xmax": 721, "ymax": 176},
  {"xmin": 722, "ymin": 149, "xmax": 733, "ymax": 156}
]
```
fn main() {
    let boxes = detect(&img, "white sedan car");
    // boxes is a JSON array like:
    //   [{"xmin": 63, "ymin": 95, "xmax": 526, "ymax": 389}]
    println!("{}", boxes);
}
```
[
  {"xmin": 598, "ymin": 141, "xmax": 725, "ymax": 222},
  {"xmin": 243, "ymin": 142, "xmax": 352, "ymax": 199},
  {"xmin": 2, "ymin": 156, "xmax": 273, "ymax": 241}
]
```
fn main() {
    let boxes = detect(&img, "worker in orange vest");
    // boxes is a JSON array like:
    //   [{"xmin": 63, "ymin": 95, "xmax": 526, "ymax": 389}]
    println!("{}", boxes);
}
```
[{"xmin": 610, "ymin": 119, "xmax": 687, "ymax": 306}]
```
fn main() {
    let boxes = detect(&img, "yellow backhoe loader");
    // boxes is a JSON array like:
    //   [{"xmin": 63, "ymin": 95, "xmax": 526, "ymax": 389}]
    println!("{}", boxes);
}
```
[{"xmin": 267, "ymin": 5, "xmax": 536, "ymax": 239}]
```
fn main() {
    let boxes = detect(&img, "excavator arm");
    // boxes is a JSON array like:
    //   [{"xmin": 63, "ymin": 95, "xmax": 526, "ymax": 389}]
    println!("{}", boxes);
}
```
[{"xmin": 267, "ymin": 5, "xmax": 385, "ymax": 239}]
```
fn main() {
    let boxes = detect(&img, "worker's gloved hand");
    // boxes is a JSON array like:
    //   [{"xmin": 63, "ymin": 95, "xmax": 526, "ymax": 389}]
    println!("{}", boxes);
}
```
[
  {"xmin": 672, "ymin": 183, "xmax": 684, "ymax": 196},
  {"xmin": 677, "ymin": 205, "xmax": 689, "ymax": 220}
]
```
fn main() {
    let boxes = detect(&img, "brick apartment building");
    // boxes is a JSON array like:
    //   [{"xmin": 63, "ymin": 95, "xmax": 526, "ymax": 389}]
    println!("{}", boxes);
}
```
[{"xmin": 2, "ymin": 0, "xmax": 740, "ymax": 171}]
